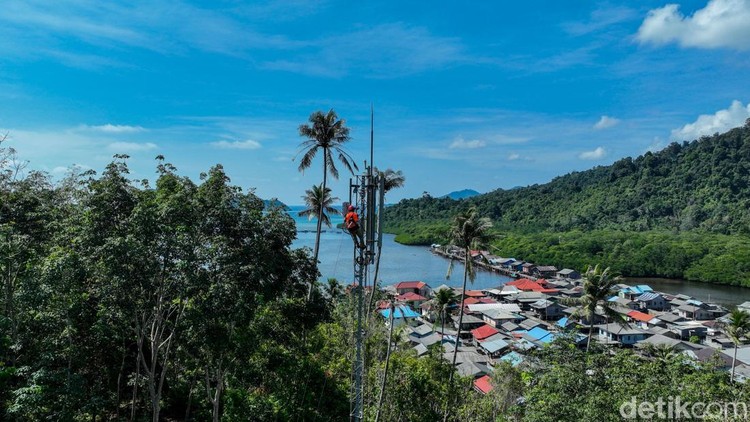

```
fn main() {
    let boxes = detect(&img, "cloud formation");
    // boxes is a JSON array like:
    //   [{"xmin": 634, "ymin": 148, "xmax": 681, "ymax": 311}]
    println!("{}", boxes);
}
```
[
  {"xmin": 263, "ymin": 23, "xmax": 464, "ymax": 78},
  {"xmin": 637, "ymin": 0, "xmax": 750, "ymax": 50},
  {"xmin": 211, "ymin": 139, "xmax": 262, "ymax": 150},
  {"xmin": 671, "ymin": 100, "xmax": 750, "ymax": 140},
  {"xmin": 108, "ymin": 141, "xmax": 158, "ymax": 152},
  {"xmin": 579, "ymin": 146, "xmax": 606, "ymax": 160},
  {"xmin": 449, "ymin": 137, "xmax": 486, "ymax": 149},
  {"xmin": 593, "ymin": 115, "xmax": 620, "ymax": 129},
  {"xmin": 84, "ymin": 124, "xmax": 146, "ymax": 133}
]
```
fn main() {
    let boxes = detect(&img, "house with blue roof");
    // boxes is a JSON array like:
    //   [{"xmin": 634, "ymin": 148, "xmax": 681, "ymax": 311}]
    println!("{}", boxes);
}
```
[
  {"xmin": 500, "ymin": 351, "xmax": 525, "ymax": 367},
  {"xmin": 380, "ymin": 305, "xmax": 420, "ymax": 328},
  {"xmin": 618, "ymin": 284, "xmax": 654, "ymax": 300}
]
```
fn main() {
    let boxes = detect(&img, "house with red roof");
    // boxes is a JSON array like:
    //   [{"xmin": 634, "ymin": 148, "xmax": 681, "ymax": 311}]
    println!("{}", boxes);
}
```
[
  {"xmin": 395, "ymin": 281, "xmax": 432, "ymax": 298},
  {"xmin": 627, "ymin": 310, "xmax": 656, "ymax": 329},
  {"xmin": 471, "ymin": 324, "xmax": 500, "ymax": 344},
  {"xmin": 507, "ymin": 278, "xmax": 544, "ymax": 292},
  {"xmin": 473, "ymin": 374, "xmax": 494, "ymax": 394},
  {"xmin": 396, "ymin": 292, "xmax": 429, "ymax": 309}
]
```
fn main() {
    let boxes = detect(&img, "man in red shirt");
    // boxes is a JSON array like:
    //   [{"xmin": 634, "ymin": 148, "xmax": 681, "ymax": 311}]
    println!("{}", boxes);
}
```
[{"xmin": 345, "ymin": 205, "xmax": 366, "ymax": 249}]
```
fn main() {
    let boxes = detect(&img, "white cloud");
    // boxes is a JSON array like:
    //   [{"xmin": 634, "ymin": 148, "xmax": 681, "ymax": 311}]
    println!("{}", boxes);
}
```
[
  {"xmin": 593, "ymin": 115, "xmax": 620, "ymax": 130},
  {"xmin": 579, "ymin": 146, "xmax": 606, "ymax": 160},
  {"xmin": 671, "ymin": 100, "xmax": 750, "ymax": 140},
  {"xmin": 108, "ymin": 141, "xmax": 158, "ymax": 152},
  {"xmin": 508, "ymin": 153, "xmax": 521, "ymax": 161},
  {"xmin": 637, "ymin": 0, "xmax": 750, "ymax": 50},
  {"xmin": 449, "ymin": 137, "xmax": 486, "ymax": 149},
  {"xmin": 263, "ymin": 23, "xmax": 464, "ymax": 78},
  {"xmin": 211, "ymin": 139, "xmax": 262, "ymax": 150},
  {"xmin": 83, "ymin": 124, "xmax": 146, "ymax": 133}
]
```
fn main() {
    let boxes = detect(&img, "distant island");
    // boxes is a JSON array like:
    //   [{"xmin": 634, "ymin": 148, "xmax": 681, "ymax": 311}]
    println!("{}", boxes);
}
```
[
  {"xmin": 263, "ymin": 198, "xmax": 289, "ymax": 210},
  {"xmin": 441, "ymin": 189, "xmax": 481, "ymax": 200}
]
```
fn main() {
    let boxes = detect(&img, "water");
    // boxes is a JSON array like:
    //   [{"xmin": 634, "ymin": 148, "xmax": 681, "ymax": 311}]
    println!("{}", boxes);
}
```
[
  {"xmin": 287, "ymin": 207, "xmax": 750, "ymax": 306},
  {"xmin": 288, "ymin": 205, "xmax": 513, "ymax": 290},
  {"xmin": 627, "ymin": 277, "xmax": 750, "ymax": 308}
]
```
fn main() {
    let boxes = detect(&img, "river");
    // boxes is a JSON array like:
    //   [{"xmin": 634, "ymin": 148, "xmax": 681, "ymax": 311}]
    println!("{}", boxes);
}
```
[{"xmin": 287, "ymin": 207, "xmax": 750, "ymax": 307}]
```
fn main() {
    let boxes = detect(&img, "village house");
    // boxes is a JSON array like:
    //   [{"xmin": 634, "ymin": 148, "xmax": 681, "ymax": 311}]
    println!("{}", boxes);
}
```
[
  {"xmin": 396, "ymin": 291, "xmax": 428, "ymax": 309},
  {"xmin": 473, "ymin": 374, "xmax": 494, "ymax": 395},
  {"xmin": 596, "ymin": 323, "xmax": 652, "ymax": 346},
  {"xmin": 529, "ymin": 299, "xmax": 564, "ymax": 320},
  {"xmin": 636, "ymin": 292, "xmax": 668, "ymax": 311},
  {"xmin": 533, "ymin": 265, "xmax": 558, "ymax": 278},
  {"xmin": 626, "ymin": 310, "xmax": 655, "ymax": 329},
  {"xmin": 380, "ymin": 305, "xmax": 420, "ymax": 328},
  {"xmin": 480, "ymin": 308, "xmax": 523, "ymax": 328},
  {"xmin": 454, "ymin": 314, "xmax": 485, "ymax": 337},
  {"xmin": 556, "ymin": 268, "xmax": 581, "ymax": 280},
  {"xmin": 506, "ymin": 260, "xmax": 525, "ymax": 272},
  {"xmin": 618, "ymin": 285, "xmax": 654, "ymax": 300},
  {"xmin": 405, "ymin": 324, "xmax": 443, "ymax": 348},
  {"xmin": 521, "ymin": 262, "xmax": 536, "ymax": 274},
  {"xmin": 668, "ymin": 321, "xmax": 708, "ymax": 341},
  {"xmin": 471, "ymin": 324, "xmax": 501, "ymax": 345},
  {"xmin": 457, "ymin": 361, "xmax": 491, "ymax": 378},
  {"xmin": 677, "ymin": 301, "xmax": 712, "ymax": 321},
  {"xmin": 609, "ymin": 296, "xmax": 639, "ymax": 311},
  {"xmin": 394, "ymin": 281, "xmax": 432, "ymax": 298},
  {"xmin": 477, "ymin": 334, "xmax": 510, "ymax": 358}
]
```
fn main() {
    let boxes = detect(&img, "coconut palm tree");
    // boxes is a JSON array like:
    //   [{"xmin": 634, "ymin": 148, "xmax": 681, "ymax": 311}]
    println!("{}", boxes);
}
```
[
  {"xmin": 570, "ymin": 265, "xmax": 628, "ymax": 352},
  {"xmin": 443, "ymin": 206, "xmax": 492, "ymax": 422},
  {"xmin": 724, "ymin": 309, "xmax": 750, "ymax": 383},
  {"xmin": 323, "ymin": 278, "xmax": 343, "ymax": 303},
  {"xmin": 298, "ymin": 184, "xmax": 339, "ymax": 228},
  {"xmin": 296, "ymin": 110, "xmax": 357, "ymax": 269},
  {"xmin": 433, "ymin": 288, "xmax": 458, "ymax": 339}
]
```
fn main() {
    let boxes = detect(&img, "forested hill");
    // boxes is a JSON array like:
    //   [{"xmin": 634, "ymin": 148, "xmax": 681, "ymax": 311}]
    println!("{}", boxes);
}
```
[{"xmin": 387, "ymin": 121, "xmax": 750, "ymax": 235}]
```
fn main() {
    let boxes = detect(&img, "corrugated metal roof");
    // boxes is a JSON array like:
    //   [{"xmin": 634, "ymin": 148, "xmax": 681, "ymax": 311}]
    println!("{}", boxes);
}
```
[
  {"xmin": 474, "ymin": 374, "xmax": 493, "ymax": 394},
  {"xmin": 500, "ymin": 351, "xmax": 524, "ymax": 367},
  {"xmin": 380, "ymin": 305, "xmax": 420, "ymax": 319},
  {"xmin": 636, "ymin": 292, "xmax": 661, "ymax": 302},
  {"xmin": 627, "ymin": 310, "xmax": 654, "ymax": 323},
  {"xmin": 479, "ymin": 336, "xmax": 509, "ymax": 354},
  {"xmin": 471, "ymin": 324, "xmax": 500, "ymax": 341},
  {"xmin": 527, "ymin": 327, "xmax": 553, "ymax": 342}
]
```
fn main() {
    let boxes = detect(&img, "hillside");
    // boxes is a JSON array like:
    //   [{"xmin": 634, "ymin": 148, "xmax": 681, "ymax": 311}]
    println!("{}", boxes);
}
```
[
  {"xmin": 384, "ymin": 122, "xmax": 750, "ymax": 286},
  {"xmin": 387, "ymin": 122, "xmax": 750, "ymax": 234}
]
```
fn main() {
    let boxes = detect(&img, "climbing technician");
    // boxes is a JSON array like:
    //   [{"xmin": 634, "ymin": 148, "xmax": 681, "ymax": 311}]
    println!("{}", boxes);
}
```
[{"xmin": 344, "ymin": 205, "xmax": 366, "ymax": 249}]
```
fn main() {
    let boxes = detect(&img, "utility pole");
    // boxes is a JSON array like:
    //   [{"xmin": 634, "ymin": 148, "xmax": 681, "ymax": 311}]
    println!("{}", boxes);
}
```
[{"xmin": 350, "ymin": 105, "xmax": 383, "ymax": 421}]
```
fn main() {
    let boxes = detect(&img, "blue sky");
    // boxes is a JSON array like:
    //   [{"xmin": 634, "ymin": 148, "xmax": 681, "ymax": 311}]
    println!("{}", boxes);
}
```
[{"xmin": 1, "ymin": 0, "xmax": 750, "ymax": 204}]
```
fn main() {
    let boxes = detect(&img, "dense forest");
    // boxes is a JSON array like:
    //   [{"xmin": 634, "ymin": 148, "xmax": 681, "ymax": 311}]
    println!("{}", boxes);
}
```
[
  {"xmin": 385, "ymin": 122, "xmax": 750, "ymax": 286},
  {"xmin": 2, "ymin": 142, "xmax": 748, "ymax": 420},
  {"xmin": 0, "ymin": 148, "xmax": 344, "ymax": 420}
]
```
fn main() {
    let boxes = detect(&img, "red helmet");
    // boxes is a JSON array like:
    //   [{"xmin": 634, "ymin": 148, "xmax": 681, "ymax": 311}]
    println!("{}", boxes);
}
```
[{"xmin": 348, "ymin": 205, "xmax": 356, "ymax": 211}]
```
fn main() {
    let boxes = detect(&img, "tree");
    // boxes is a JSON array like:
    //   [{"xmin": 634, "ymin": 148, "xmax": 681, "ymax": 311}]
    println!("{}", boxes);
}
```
[
  {"xmin": 296, "ymin": 109, "xmax": 357, "ymax": 274},
  {"xmin": 298, "ymin": 184, "xmax": 340, "ymax": 228},
  {"xmin": 443, "ymin": 206, "xmax": 492, "ymax": 422},
  {"xmin": 570, "ymin": 265, "xmax": 628, "ymax": 352},
  {"xmin": 324, "ymin": 278, "xmax": 344, "ymax": 304},
  {"xmin": 432, "ymin": 288, "xmax": 458, "ymax": 339},
  {"xmin": 724, "ymin": 309, "xmax": 750, "ymax": 383}
]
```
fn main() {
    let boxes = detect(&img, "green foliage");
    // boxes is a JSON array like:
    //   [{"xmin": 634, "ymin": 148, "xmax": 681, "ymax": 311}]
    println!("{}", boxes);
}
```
[
  {"xmin": 0, "ymin": 156, "xmax": 334, "ymax": 421},
  {"xmin": 384, "ymin": 125, "xmax": 750, "ymax": 286}
]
